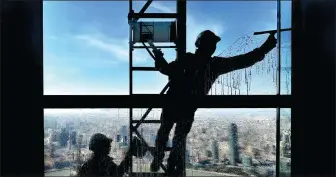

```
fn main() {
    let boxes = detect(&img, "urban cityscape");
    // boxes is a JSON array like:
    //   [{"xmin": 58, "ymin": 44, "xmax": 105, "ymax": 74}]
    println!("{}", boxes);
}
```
[{"xmin": 44, "ymin": 109, "xmax": 291, "ymax": 177}]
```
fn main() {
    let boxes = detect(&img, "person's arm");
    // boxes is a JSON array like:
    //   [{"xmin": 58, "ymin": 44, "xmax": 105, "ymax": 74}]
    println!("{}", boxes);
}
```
[
  {"xmin": 155, "ymin": 60, "xmax": 179, "ymax": 76},
  {"xmin": 116, "ymin": 152, "xmax": 132, "ymax": 176},
  {"xmin": 211, "ymin": 48, "xmax": 265, "ymax": 75},
  {"xmin": 212, "ymin": 34, "xmax": 277, "ymax": 75},
  {"xmin": 153, "ymin": 50, "xmax": 188, "ymax": 78},
  {"xmin": 77, "ymin": 163, "xmax": 87, "ymax": 177}
]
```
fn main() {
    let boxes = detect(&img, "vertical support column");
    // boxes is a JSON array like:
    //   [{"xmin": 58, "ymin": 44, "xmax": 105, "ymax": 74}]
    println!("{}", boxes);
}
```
[
  {"xmin": 176, "ymin": 1, "xmax": 187, "ymax": 177},
  {"xmin": 176, "ymin": 0, "xmax": 187, "ymax": 61},
  {"xmin": 129, "ymin": 0, "xmax": 133, "ymax": 175},
  {"xmin": 276, "ymin": 0, "xmax": 282, "ymax": 176}
]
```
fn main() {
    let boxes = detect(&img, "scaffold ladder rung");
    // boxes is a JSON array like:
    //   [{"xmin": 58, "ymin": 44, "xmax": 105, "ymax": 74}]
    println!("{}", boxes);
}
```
[
  {"xmin": 132, "ymin": 120, "xmax": 161, "ymax": 124},
  {"xmin": 129, "ymin": 0, "xmax": 186, "ymax": 176},
  {"xmin": 132, "ymin": 67, "xmax": 158, "ymax": 71}
]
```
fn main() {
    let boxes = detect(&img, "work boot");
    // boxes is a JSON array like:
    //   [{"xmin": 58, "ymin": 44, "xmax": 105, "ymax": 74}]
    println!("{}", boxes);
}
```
[
  {"xmin": 150, "ymin": 159, "xmax": 161, "ymax": 172},
  {"xmin": 166, "ymin": 164, "xmax": 176, "ymax": 176}
]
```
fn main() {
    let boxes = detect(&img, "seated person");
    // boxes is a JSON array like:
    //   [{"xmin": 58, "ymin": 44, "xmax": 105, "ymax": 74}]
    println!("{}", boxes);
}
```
[{"xmin": 78, "ymin": 133, "xmax": 147, "ymax": 177}]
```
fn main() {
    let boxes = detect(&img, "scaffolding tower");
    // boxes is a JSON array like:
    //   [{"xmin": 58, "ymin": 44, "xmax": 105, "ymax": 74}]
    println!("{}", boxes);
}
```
[{"xmin": 128, "ymin": 0, "xmax": 186, "ymax": 176}]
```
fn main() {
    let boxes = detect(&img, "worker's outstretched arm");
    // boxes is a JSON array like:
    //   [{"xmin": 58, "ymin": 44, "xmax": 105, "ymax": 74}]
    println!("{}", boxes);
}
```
[{"xmin": 212, "ymin": 34, "xmax": 277, "ymax": 75}]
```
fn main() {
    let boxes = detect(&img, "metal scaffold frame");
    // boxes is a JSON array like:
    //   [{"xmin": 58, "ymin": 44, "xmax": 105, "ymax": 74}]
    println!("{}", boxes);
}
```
[
  {"xmin": 128, "ymin": 0, "xmax": 186, "ymax": 176},
  {"xmin": 125, "ymin": 0, "xmax": 290, "ymax": 177}
]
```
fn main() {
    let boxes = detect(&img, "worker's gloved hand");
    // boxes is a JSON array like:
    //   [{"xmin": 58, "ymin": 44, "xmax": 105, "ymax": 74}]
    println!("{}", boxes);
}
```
[
  {"xmin": 260, "ymin": 34, "xmax": 277, "ymax": 54},
  {"xmin": 153, "ymin": 49, "xmax": 164, "ymax": 59},
  {"xmin": 153, "ymin": 49, "xmax": 168, "ymax": 71}
]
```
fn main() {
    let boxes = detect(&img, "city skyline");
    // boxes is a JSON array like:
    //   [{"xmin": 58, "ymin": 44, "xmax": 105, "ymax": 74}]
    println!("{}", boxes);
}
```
[
  {"xmin": 45, "ymin": 111, "xmax": 290, "ymax": 176},
  {"xmin": 44, "ymin": 108, "xmax": 291, "ymax": 119}
]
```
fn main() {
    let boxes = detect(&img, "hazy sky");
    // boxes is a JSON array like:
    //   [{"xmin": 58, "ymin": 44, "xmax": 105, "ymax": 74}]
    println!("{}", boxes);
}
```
[{"xmin": 43, "ymin": 1, "xmax": 291, "ymax": 117}]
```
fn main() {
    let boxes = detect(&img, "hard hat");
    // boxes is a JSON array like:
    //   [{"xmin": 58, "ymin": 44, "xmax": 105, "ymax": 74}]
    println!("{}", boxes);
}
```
[
  {"xmin": 89, "ymin": 133, "xmax": 113, "ymax": 152},
  {"xmin": 195, "ymin": 30, "xmax": 221, "ymax": 48}
]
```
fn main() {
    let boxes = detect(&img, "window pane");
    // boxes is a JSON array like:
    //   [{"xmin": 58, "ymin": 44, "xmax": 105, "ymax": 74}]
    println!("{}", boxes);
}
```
[
  {"xmin": 281, "ymin": 1, "xmax": 292, "ymax": 29},
  {"xmin": 186, "ymin": 1, "xmax": 287, "ymax": 95},
  {"xmin": 45, "ymin": 108, "xmax": 283, "ymax": 176},
  {"xmin": 188, "ymin": 109, "xmax": 277, "ymax": 176},
  {"xmin": 133, "ymin": 72, "xmax": 169, "ymax": 94},
  {"xmin": 130, "ymin": 108, "xmax": 277, "ymax": 176},
  {"xmin": 44, "ymin": 1, "xmax": 293, "ymax": 95},
  {"xmin": 44, "ymin": 109, "xmax": 129, "ymax": 176},
  {"xmin": 43, "ymin": 2, "xmax": 130, "ymax": 95},
  {"xmin": 280, "ymin": 108, "xmax": 291, "ymax": 177},
  {"xmin": 280, "ymin": 31, "xmax": 292, "ymax": 95}
]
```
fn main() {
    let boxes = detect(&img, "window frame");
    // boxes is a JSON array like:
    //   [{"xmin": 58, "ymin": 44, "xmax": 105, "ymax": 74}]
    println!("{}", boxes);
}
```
[{"xmin": 43, "ymin": 1, "xmax": 293, "ymax": 177}]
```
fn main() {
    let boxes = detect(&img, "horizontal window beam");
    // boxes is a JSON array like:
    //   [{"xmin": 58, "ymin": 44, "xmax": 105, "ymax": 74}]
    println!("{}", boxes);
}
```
[
  {"xmin": 132, "ymin": 67, "xmax": 157, "ymax": 71},
  {"xmin": 133, "ymin": 46, "xmax": 176, "ymax": 49},
  {"xmin": 131, "ymin": 13, "xmax": 178, "ymax": 19},
  {"xmin": 132, "ymin": 120, "xmax": 160, "ymax": 124},
  {"xmin": 44, "ymin": 95, "xmax": 292, "ymax": 108}
]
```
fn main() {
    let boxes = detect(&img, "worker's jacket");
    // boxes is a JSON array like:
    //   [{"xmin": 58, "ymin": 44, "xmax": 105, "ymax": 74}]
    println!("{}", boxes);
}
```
[
  {"xmin": 78, "ymin": 155, "xmax": 127, "ymax": 177},
  {"xmin": 158, "ymin": 48, "xmax": 266, "ymax": 96}
]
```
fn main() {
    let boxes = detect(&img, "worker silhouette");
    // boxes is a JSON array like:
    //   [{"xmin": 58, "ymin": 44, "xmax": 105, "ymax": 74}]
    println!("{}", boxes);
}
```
[
  {"xmin": 150, "ymin": 30, "xmax": 277, "ymax": 176},
  {"xmin": 78, "ymin": 133, "xmax": 147, "ymax": 177}
]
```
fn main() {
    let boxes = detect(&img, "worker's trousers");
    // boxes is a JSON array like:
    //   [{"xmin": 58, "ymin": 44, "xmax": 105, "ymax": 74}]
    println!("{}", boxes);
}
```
[{"xmin": 153, "ymin": 107, "xmax": 196, "ymax": 176}]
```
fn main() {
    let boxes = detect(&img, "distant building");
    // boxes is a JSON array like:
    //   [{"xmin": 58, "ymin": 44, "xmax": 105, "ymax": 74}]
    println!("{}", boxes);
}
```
[
  {"xmin": 212, "ymin": 140, "xmax": 219, "ymax": 163},
  {"xmin": 120, "ymin": 126, "xmax": 128, "ymax": 146},
  {"xmin": 242, "ymin": 155, "xmax": 252, "ymax": 167},
  {"xmin": 229, "ymin": 123, "xmax": 239, "ymax": 166},
  {"xmin": 116, "ymin": 134, "xmax": 121, "ymax": 142},
  {"xmin": 60, "ymin": 128, "xmax": 69, "ymax": 147},
  {"xmin": 81, "ymin": 133, "xmax": 88, "ymax": 148},
  {"xmin": 70, "ymin": 131, "xmax": 77, "ymax": 146},
  {"xmin": 77, "ymin": 134, "xmax": 84, "ymax": 148},
  {"xmin": 280, "ymin": 130, "xmax": 291, "ymax": 158}
]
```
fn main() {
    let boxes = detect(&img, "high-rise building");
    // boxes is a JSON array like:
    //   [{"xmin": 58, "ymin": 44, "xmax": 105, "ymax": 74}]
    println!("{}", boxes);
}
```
[
  {"xmin": 76, "ymin": 134, "xmax": 83, "ymax": 164},
  {"xmin": 50, "ymin": 142, "xmax": 55, "ymax": 158},
  {"xmin": 212, "ymin": 140, "xmax": 219, "ymax": 163},
  {"xmin": 116, "ymin": 134, "xmax": 121, "ymax": 142},
  {"xmin": 229, "ymin": 123, "xmax": 239, "ymax": 166},
  {"xmin": 60, "ymin": 128, "xmax": 69, "ymax": 147},
  {"xmin": 121, "ymin": 125, "xmax": 127, "ymax": 137},
  {"xmin": 121, "ymin": 125, "xmax": 128, "ymax": 146},
  {"xmin": 70, "ymin": 131, "xmax": 77, "ymax": 146}
]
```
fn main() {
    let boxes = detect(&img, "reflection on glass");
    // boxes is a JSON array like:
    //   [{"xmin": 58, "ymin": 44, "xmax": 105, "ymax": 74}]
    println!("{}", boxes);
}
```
[{"xmin": 280, "ymin": 108, "xmax": 291, "ymax": 177}]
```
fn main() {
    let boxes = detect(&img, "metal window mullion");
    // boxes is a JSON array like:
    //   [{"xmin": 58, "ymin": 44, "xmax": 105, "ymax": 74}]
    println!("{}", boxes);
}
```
[
  {"xmin": 129, "ymin": 0, "xmax": 133, "ymax": 175},
  {"xmin": 276, "ymin": 0, "xmax": 282, "ymax": 176}
]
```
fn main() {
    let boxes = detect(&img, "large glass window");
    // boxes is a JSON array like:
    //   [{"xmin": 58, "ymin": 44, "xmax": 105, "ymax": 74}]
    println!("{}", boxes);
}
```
[
  {"xmin": 44, "ymin": 1, "xmax": 292, "ymax": 95},
  {"xmin": 45, "ymin": 109, "xmax": 281, "ymax": 177},
  {"xmin": 44, "ymin": 1, "xmax": 292, "ymax": 177}
]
